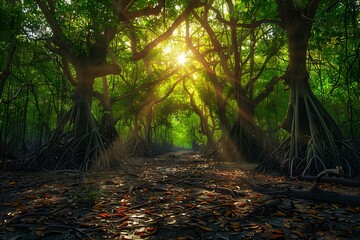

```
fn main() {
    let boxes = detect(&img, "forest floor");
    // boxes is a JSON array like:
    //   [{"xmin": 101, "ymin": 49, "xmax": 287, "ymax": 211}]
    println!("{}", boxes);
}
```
[{"xmin": 1, "ymin": 151, "xmax": 360, "ymax": 240}]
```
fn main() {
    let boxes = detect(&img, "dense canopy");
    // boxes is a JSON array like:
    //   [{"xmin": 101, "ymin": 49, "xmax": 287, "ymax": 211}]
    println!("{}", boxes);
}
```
[{"xmin": 0, "ymin": 0, "xmax": 359, "ymax": 176}]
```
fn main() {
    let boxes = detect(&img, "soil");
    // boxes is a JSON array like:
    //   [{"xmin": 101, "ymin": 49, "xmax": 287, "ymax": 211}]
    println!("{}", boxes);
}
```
[{"xmin": 1, "ymin": 151, "xmax": 360, "ymax": 240}]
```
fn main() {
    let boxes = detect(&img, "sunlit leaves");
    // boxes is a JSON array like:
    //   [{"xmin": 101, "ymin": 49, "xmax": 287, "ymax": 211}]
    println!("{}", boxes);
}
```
[
  {"xmin": 51, "ymin": 0, "xmax": 117, "ymax": 57},
  {"xmin": 0, "ymin": 0, "xmax": 359, "ymax": 156}
]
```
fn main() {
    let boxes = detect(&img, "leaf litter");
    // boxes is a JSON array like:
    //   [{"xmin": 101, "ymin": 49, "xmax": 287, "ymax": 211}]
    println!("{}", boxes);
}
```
[{"xmin": 1, "ymin": 151, "xmax": 360, "ymax": 239}]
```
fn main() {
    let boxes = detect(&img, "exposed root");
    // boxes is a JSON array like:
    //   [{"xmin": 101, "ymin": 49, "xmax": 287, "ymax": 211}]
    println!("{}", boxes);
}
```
[
  {"xmin": 100, "ymin": 138, "xmax": 131, "ymax": 171},
  {"xmin": 200, "ymin": 135, "xmax": 243, "ymax": 162},
  {"xmin": 202, "ymin": 121, "xmax": 275, "ymax": 163},
  {"xmin": 123, "ymin": 136, "xmax": 156, "ymax": 158},
  {"xmin": 257, "ymin": 83, "xmax": 359, "ymax": 177},
  {"xmin": 0, "ymin": 139, "xmax": 20, "ymax": 169},
  {"xmin": 12, "ymin": 129, "xmax": 108, "ymax": 171},
  {"xmin": 339, "ymin": 139, "xmax": 360, "ymax": 176},
  {"xmin": 9, "ymin": 103, "xmax": 128, "ymax": 171},
  {"xmin": 201, "ymin": 138, "xmax": 223, "ymax": 160}
]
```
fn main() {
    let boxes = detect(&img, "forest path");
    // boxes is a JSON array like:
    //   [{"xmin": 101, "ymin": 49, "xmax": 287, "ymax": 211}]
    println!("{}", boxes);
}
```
[{"xmin": 1, "ymin": 152, "xmax": 360, "ymax": 239}]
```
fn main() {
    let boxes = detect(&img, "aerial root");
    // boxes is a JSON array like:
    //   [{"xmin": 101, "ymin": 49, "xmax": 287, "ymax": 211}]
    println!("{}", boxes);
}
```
[
  {"xmin": 257, "ymin": 87, "xmax": 360, "ymax": 177},
  {"xmin": 202, "ymin": 121, "xmax": 274, "ymax": 163},
  {"xmin": 123, "ymin": 136, "xmax": 155, "ymax": 158},
  {"xmin": 9, "ymin": 105, "xmax": 129, "ymax": 171}
]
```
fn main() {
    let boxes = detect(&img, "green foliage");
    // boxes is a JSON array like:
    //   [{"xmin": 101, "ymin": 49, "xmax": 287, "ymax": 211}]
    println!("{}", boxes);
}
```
[
  {"xmin": 1, "ymin": 0, "xmax": 359, "ymax": 161},
  {"xmin": 0, "ymin": 1, "xmax": 23, "ymax": 41},
  {"xmin": 53, "ymin": 0, "xmax": 117, "ymax": 57},
  {"xmin": 71, "ymin": 186, "xmax": 106, "ymax": 204}
]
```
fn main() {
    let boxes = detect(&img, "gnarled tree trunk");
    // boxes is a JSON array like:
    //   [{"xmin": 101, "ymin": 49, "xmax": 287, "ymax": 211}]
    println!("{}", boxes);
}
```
[
  {"xmin": 70, "ymin": 68, "xmax": 105, "ymax": 169},
  {"xmin": 224, "ymin": 101, "xmax": 273, "ymax": 163},
  {"xmin": 259, "ymin": 0, "xmax": 350, "ymax": 177}
]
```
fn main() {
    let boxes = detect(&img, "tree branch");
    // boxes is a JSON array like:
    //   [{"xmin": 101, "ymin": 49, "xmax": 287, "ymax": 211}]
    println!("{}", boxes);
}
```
[
  {"xmin": 110, "ymin": 66, "xmax": 181, "ymax": 104},
  {"xmin": 36, "ymin": 0, "xmax": 65, "ymax": 41},
  {"xmin": 209, "ymin": 5, "xmax": 283, "ymax": 29},
  {"xmin": 192, "ymin": 10, "xmax": 236, "ymax": 85},
  {"xmin": 91, "ymin": 63, "xmax": 122, "ymax": 78},
  {"xmin": 61, "ymin": 58, "xmax": 77, "ymax": 86},
  {"xmin": 131, "ymin": 0, "xmax": 202, "ymax": 61},
  {"xmin": 253, "ymin": 76, "xmax": 281, "ymax": 106},
  {"xmin": 107, "ymin": 48, "xmax": 122, "ymax": 73},
  {"xmin": 305, "ymin": 0, "xmax": 322, "ymax": 19},
  {"xmin": 0, "ymin": 86, "xmax": 23, "ymax": 105},
  {"xmin": 154, "ymin": 78, "xmax": 182, "ymax": 105},
  {"xmin": 245, "ymin": 49, "xmax": 280, "ymax": 95},
  {"xmin": 93, "ymin": 90, "xmax": 104, "ymax": 105},
  {"xmin": 115, "ymin": 0, "xmax": 165, "ymax": 20}
]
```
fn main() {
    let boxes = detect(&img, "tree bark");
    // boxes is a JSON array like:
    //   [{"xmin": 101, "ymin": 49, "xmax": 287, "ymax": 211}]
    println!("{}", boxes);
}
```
[
  {"xmin": 71, "ymin": 67, "xmax": 97, "ymax": 167},
  {"xmin": 274, "ymin": 0, "xmax": 344, "ymax": 176},
  {"xmin": 100, "ymin": 76, "xmax": 118, "ymax": 142},
  {"xmin": 183, "ymin": 82, "xmax": 215, "ymax": 147}
]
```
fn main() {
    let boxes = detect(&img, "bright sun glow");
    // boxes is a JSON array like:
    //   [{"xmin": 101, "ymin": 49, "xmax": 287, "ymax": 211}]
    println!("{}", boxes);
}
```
[
  {"xmin": 177, "ymin": 53, "xmax": 188, "ymax": 65},
  {"xmin": 163, "ymin": 45, "xmax": 171, "ymax": 54}
]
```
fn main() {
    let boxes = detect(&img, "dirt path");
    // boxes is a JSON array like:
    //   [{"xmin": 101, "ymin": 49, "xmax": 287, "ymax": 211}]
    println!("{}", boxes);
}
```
[{"xmin": 1, "ymin": 152, "xmax": 360, "ymax": 239}]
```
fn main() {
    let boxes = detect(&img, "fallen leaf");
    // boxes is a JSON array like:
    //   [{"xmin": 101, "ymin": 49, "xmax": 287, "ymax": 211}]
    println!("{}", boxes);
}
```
[
  {"xmin": 144, "ymin": 209, "xmax": 155, "ymax": 214},
  {"xmin": 98, "ymin": 212, "xmax": 111, "ymax": 218},
  {"xmin": 331, "ymin": 204, "xmax": 340, "ymax": 209},
  {"xmin": 353, "ymin": 225, "xmax": 360, "ymax": 230},
  {"xmin": 35, "ymin": 226, "xmax": 47, "ymax": 237},
  {"xmin": 213, "ymin": 210, "xmax": 221, "ymax": 216},
  {"xmin": 310, "ymin": 214, "xmax": 325, "ymax": 221},
  {"xmin": 5, "ymin": 226, "xmax": 16, "ymax": 232},
  {"xmin": 113, "ymin": 212, "xmax": 126, "ymax": 217},
  {"xmin": 199, "ymin": 225, "xmax": 213, "ymax": 232},
  {"xmin": 146, "ymin": 227, "xmax": 155, "ymax": 231},
  {"xmin": 12, "ymin": 201, "xmax": 22, "ymax": 207},
  {"xmin": 265, "ymin": 222, "xmax": 272, "ymax": 228},
  {"xmin": 275, "ymin": 211, "xmax": 287, "ymax": 217},
  {"xmin": 146, "ymin": 227, "xmax": 157, "ymax": 235},
  {"xmin": 272, "ymin": 229, "xmax": 284, "ymax": 234},
  {"xmin": 93, "ymin": 202, "xmax": 105, "ymax": 209},
  {"xmin": 272, "ymin": 234, "xmax": 285, "ymax": 239},
  {"xmin": 293, "ymin": 230, "xmax": 304, "ymax": 238},
  {"xmin": 229, "ymin": 222, "xmax": 241, "ymax": 228},
  {"xmin": 224, "ymin": 210, "xmax": 232, "ymax": 217},
  {"xmin": 110, "ymin": 232, "xmax": 121, "ymax": 238},
  {"xmin": 118, "ymin": 222, "xmax": 128, "ymax": 228},
  {"xmin": 185, "ymin": 203, "xmax": 196, "ymax": 208}
]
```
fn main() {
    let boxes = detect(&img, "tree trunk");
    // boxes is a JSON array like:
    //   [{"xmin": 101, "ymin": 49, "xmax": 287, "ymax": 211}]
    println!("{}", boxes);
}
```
[
  {"xmin": 31, "ymin": 65, "xmax": 111, "ymax": 170},
  {"xmin": 73, "ymin": 70, "xmax": 95, "ymax": 139},
  {"xmin": 101, "ymin": 76, "xmax": 118, "ymax": 142},
  {"xmin": 183, "ymin": 82, "xmax": 215, "ymax": 147},
  {"xmin": 226, "ymin": 103, "xmax": 271, "ymax": 163},
  {"xmin": 274, "ymin": 1, "xmax": 345, "ymax": 177},
  {"xmin": 145, "ymin": 104, "xmax": 154, "ymax": 147},
  {"xmin": 71, "ymin": 69, "xmax": 99, "ymax": 168}
]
